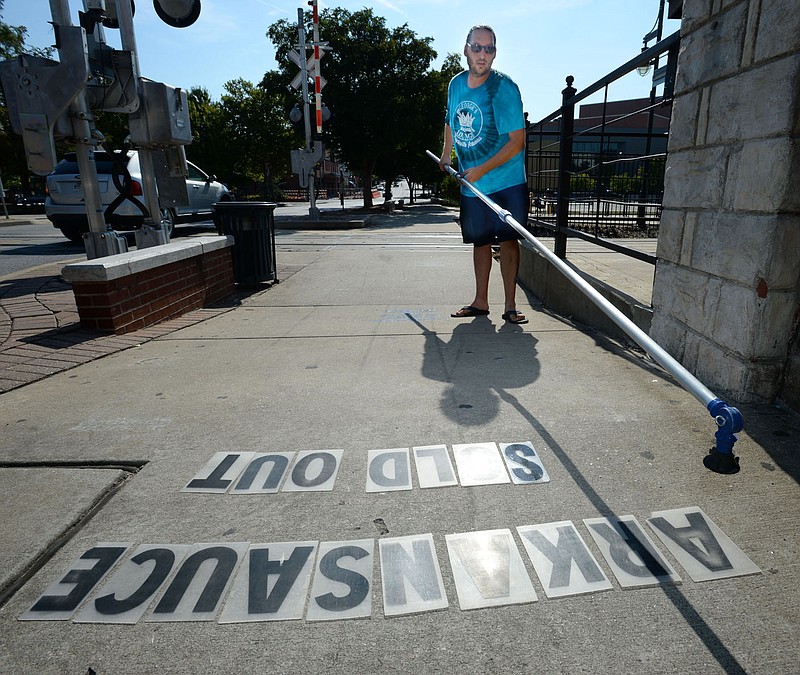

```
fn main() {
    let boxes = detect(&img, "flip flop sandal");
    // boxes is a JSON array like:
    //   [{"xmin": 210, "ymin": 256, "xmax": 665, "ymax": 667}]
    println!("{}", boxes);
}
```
[
  {"xmin": 502, "ymin": 310, "xmax": 529, "ymax": 324},
  {"xmin": 451, "ymin": 305, "xmax": 490, "ymax": 318}
]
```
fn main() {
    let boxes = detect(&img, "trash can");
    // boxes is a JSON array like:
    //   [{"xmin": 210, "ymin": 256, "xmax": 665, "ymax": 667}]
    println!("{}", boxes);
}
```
[{"xmin": 212, "ymin": 201, "xmax": 277, "ymax": 284}]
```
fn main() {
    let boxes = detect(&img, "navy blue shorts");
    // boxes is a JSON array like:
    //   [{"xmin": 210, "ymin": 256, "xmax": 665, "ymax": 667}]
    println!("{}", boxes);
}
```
[{"xmin": 459, "ymin": 183, "xmax": 528, "ymax": 246}]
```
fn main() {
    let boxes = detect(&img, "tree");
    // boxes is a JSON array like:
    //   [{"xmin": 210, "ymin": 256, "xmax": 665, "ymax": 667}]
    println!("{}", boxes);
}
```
[
  {"xmin": 0, "ymin": 0, "xmax": 39, "ymax": 61},
  {"xmin": 186, "ymin": 86, "xmax": 228, "ymax": 181},
  {"xmin": 398, "ymin": 53, "xmax": 462, "ymax": 201},
  {"xmin": 185, "ymin": 80, "xmax": 298, "ymax": 198},
  {"xmin": 266, "ymin": 8, "xmax": 455, "ymax": 207},
  {"xmin": 0, "ymin": 1, "xmax": 53, "ymax": 195}
]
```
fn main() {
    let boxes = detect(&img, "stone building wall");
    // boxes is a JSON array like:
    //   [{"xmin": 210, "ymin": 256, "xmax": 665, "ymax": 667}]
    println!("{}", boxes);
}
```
[{"xmin": 651, "ymin": 0, "xmax": 800, "ymax": 407}]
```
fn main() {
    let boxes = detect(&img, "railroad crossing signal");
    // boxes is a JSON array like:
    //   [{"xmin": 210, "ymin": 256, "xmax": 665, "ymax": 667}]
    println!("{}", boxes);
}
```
[
  {"xmin": 290, "ymin": 141, "xmax": 323, "ymax": 188},
  {"xmin": 288, "ymin": 48, "xmax": 327, "ymax": 91}
]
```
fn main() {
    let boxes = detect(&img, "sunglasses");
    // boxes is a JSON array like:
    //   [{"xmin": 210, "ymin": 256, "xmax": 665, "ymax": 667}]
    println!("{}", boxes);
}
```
[{"xmin": 466, "ymin": 42, "xmax": 496, "ymax": 54}]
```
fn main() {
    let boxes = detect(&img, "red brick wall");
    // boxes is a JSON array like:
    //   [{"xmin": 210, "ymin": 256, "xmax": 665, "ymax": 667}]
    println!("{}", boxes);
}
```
[{"xmin": 71, "ymin": 248, "xmax": 235, "ymax": 334}]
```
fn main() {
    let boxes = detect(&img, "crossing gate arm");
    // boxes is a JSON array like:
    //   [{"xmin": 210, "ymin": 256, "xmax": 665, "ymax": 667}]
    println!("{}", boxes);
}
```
[{"xmin": 426, "ymin": 150, "xmax": 743, "ymax": 473}]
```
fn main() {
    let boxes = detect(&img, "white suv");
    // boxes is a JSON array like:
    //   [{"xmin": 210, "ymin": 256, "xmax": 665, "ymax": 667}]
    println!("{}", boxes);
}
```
[{"xmin": 45, "ymin": 150, "xmax": 232, "ymax": 242}]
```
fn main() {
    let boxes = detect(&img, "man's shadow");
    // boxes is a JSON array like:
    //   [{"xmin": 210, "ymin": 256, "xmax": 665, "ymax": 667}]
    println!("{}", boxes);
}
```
[{"xmin": 407, "ymin": 313, "xmax": 540, "ymax": 426}]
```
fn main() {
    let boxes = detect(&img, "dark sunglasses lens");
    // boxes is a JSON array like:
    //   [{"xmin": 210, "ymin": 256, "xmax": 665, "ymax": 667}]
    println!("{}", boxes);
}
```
[
  {"xmin": 484, "ymin": 45, "xmax": 496, "ymax": 54},
  {"xmin": 470, "ymin": 44, "xmax": 495, "ymax": 54}
]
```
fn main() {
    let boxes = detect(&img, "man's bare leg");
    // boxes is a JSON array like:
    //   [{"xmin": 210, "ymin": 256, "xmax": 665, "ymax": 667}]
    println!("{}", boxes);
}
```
[
  {"xmin": 451, "ymin": 244, "xmax": 492, "ymax": 316},
  {"xmin": 499, "ymin": 239, "xmax": 526, "ymax": 322},
  {"xmin": 470, "ymin": 243, "xmax": 493, "ymax": 311}
]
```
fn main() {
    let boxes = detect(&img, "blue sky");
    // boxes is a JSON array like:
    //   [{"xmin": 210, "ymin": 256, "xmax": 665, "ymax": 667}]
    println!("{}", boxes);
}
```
[{"xmin": 4, "ymin": 1, "xmax": 679, "ymax": 122}]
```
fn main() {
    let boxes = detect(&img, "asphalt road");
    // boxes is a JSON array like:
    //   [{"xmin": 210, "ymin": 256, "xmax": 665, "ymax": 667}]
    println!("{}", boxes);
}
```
[
  {"xmin": 0, "ymin": 190, "xmax": 400, "ymax": 280},
  {"xmin": 0, "ymin": 217, "xmax": 86, "ymax": 278},
  {"xmin": 0, "ymin": 215, "xmax": 228, "ymax": 279}
]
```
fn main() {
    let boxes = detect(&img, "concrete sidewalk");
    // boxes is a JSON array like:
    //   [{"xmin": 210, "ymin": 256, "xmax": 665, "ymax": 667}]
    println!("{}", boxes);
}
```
[
  {"xmin": 0, "ymin": 206, "xmax": 656, "ymax": 394},
  {"xmin": 0, "ymin": 204, "xmax": 798, "ymax": 674},
  {"xmin": 0, "ymin": 206, "xmax": 362, "ymax": 393}
]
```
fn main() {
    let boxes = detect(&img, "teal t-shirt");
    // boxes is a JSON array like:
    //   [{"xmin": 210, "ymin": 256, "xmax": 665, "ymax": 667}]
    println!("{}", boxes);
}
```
[{"xmin": 446, "ymin": 69, "xmax": 526, "ymax": 196}]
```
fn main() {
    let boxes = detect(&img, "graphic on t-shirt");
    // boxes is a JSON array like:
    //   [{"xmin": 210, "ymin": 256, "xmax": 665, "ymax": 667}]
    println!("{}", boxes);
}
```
[{"xmin": 454, "ymin": 100, "xmax": 483, "ymax": 149}]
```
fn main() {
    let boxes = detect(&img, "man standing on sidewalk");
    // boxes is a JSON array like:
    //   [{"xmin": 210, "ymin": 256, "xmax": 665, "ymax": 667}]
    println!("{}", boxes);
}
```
[{"xmin": 440, "ymin": 24, "xmax": 529, "ymax": 324}]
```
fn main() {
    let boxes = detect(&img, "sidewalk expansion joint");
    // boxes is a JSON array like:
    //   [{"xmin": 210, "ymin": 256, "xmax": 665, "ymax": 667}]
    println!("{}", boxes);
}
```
[
  {"xmin": 0, "ymin": 460, "xmax": 147, "ymax": 472},
  {"xmin": 0, "ymin": 461, "xmax": 146, "ymax": 609}
]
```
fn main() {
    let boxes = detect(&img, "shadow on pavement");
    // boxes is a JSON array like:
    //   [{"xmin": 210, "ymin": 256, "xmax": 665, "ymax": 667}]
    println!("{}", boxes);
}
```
[
  {"xmin": 736, "ymin": 403, "xmax": 800, "ymax": 485},
  {"xmin": 0, "ymin": 241, "xmax": 83, "ymax": 259},
  {"xmin": 413, "ymin": 314, "xmax": 540, "ymax": 426},
  {"xmin": 0, "ymin": 275, "xmax": 72, "ymax": 300},
  {"xmin": 497, "ymin": 386, "xmax": 750, "ymax": 675}
]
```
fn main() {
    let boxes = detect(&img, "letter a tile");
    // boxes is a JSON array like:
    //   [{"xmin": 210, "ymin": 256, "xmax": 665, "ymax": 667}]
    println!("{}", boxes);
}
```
[{"xmin": 647, "ymin": 507, "xmax": 760, "ymax": 582}]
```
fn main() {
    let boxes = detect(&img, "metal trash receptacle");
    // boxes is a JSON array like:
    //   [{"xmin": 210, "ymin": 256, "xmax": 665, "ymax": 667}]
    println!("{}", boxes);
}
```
[{"xmin": 212, "ymin": 201, "xmax": 277, "ymax": 284}]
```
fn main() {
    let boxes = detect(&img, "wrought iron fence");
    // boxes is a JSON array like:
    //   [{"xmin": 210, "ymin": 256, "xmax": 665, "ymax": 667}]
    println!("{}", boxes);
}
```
[{"xmin": 526, "ymin": 30, "xmax": 680, "ymax": 263}]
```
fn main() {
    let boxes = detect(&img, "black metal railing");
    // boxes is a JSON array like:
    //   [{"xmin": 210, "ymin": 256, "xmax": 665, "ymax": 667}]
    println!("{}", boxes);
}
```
[{"xmin": 527, "ymin": 30, "xmax": 680, "ymax": 263}]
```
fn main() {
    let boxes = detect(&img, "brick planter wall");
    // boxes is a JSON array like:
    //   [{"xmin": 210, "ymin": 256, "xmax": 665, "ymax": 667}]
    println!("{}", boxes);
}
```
[{"xmin": 62, "ymin": 236, "xmax": 235, "ymax": 335}]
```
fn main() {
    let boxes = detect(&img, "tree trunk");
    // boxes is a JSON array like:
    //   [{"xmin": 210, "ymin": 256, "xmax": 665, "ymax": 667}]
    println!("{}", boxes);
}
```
[
  {"xmin": 360, "ymin": 160, "xmax": 375, "ymax": 208},
  {"xmin": 361, "ymin": 181, "xmax": 372, "ymax": 208}
]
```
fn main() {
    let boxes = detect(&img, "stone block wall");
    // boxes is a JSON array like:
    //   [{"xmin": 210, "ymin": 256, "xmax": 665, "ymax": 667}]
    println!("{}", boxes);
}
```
[{"xmin": 651, "ymin": 0, "xmax": 800, "ymax": 405}]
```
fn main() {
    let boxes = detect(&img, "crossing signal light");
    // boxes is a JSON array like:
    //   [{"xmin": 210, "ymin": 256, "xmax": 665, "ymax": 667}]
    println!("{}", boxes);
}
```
[{"xmin": 153, "ymin": 0, "xmax": 201, "ymax": 28}]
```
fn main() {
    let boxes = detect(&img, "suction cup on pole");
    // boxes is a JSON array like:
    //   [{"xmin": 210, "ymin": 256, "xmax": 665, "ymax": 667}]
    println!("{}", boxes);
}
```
[{"xmin": 703, "ymin": 447, "xmax": 740, "ymax": 474}]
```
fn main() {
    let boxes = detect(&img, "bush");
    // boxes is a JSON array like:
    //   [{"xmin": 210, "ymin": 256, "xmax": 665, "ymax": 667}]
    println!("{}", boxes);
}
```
[
  {"xmin": 439, "ymin": 173, "xmax": 461, "ymax": 206},
  {"xmin": 570, "ymin": 173, "xmax": 595, "ymax": 194}
]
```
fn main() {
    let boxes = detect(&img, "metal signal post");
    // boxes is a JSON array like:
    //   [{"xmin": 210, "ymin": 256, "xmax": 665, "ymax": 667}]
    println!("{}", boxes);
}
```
[
  {"xmin": 288, "ymin": 2, "xmax": 329, "ymax": 220},
  {"xmin": 310, "ymin": 0, "xmax": 323, "ymax": 135},
  {"xmin": 296, "ymin": 8, "xmax": 319, "ymax": 220}
]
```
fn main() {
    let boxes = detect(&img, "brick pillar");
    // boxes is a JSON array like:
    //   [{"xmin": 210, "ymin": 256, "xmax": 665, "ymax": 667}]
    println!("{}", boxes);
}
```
[{"xmin": 651, "ymin": 0, "xmax": 800, "ymax": 405}]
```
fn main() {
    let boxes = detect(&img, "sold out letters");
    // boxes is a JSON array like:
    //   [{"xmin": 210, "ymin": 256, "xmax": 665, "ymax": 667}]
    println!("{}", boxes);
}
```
[{"xmin": 183, "ymin": 442, "xmax": 550, "ymax": 495}]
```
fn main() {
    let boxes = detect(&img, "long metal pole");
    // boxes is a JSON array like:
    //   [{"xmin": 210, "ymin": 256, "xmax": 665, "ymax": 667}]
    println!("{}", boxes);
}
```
[
  {"xmin": 427, "ymin": 150, "xmax": 743, "ymax": 472},
  {"xmin": 115, "ymin": 0, "xmax": 140, "ymax": 81}
]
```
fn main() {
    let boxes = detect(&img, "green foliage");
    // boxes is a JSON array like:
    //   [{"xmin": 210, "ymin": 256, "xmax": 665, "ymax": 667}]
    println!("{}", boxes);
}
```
[
  {"xmin": 607, "ymin": 159, "xmax": 667, "ymax": 197},
  {"xmin": 94, "ymin": 111, "xmax": 132, "ymax": 151},
  {"xmin": 265, "ymin": 8, "xmax": 456, "ymax": 205},
  {"xmin": 608, "ymin": 173, "xmax": 634, "ymax": 194},
  {"xmin": 0, "ymin": 4, "xmax": 462, "ymax": 203},
  {"xmin": 439, "ymin": 173, "xmax": 461, "ymax": 206},
  {"xmin": 187, "ymin": 80, "xmax": 296, "ymax": 195},
  {"xmin": 570, "ymin": 172, "xmax": 595, "ymax": 193},
  {"xmin": 0, "ymin": 3, "xmax": 53, "ymax": 193}
]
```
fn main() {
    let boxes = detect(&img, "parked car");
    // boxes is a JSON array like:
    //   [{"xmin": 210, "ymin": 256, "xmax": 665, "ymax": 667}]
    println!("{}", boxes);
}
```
[
  {"xmin": 15, "ymin": 194, "xmax": 46, "ymax": 206},
  {"xmin": 45, "ymin": 151, "xmax": 232, "ymax": 242}
]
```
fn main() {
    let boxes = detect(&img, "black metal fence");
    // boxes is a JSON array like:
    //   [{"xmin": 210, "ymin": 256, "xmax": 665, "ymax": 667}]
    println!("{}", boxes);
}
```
[{"xmin": 526, "ymin": 30, "xmax": 680, "ymax": 263}]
